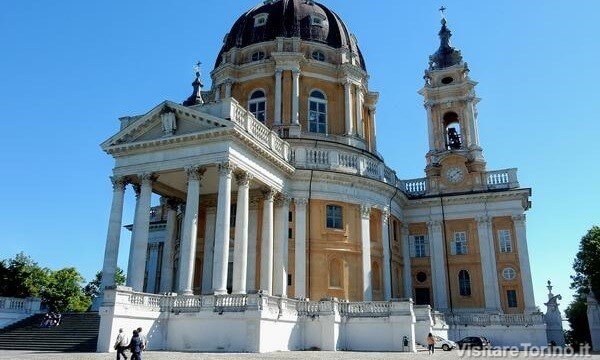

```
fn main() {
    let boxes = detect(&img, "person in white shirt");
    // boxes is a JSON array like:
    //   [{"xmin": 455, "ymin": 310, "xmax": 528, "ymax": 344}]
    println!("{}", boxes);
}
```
[
  {"xmin": 136, "ymin": 327, "xmax": 148, "ymax": 351},
  {"xmin": 114, "ymin": 328, "xmax": 129, "ymax": 360}
]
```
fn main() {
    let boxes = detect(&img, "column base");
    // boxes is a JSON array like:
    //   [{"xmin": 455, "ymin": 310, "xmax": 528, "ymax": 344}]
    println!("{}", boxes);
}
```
[{"xmin": 213, "ymin": 289, "xmax": 228, "ymax": 295}]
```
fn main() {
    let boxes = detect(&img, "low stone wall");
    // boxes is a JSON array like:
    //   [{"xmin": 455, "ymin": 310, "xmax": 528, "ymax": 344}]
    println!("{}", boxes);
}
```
[
  {"xmin": 97, "ymin": 287, "xmax": 420, "ymax": 353},
  {"xmin": 0, "ymin": 297, "xmax": 42, "ymax": 329}
]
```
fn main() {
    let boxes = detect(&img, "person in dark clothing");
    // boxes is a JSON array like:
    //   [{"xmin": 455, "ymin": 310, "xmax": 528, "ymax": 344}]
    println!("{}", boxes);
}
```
[{"xmin": 128, "ymin": 330, "xmax": 143, "ymax": 360}]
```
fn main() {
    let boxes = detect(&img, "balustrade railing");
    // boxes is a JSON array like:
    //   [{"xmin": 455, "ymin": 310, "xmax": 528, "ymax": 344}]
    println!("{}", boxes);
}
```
[
  {"xmin": 214, "ymin": 294, "xmax": 248, "ymax": 312},
  {"xmin": 0, "ymin": 297, "xmax": 41, "ymax": 314},
  {"xmin": 445, "ymin": 312, "xmax": 544, "ymax": 326},
  {"xmin": 339, "ymin": 301, "xmax": 391, "ymax": 317}
]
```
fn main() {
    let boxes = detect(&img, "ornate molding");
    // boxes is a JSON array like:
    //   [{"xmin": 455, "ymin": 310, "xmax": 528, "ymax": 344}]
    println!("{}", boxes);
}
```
[
  {"xmin": 512, "ymin": 214, "xmax": 526, "ymax": 224},
  {"xmin": 218, "ymin": 161, "xmax": 235, "ymax": 177},
  {"xmin": 139, "ymin": 172, "xmax": 158, "ymax": 184},
  {"xmin": 360, "ymin": 204, "xmax": 371, "ymax": 220},
  {"xmin": 235, "ymin": 171, "xmax": 252, "ymax": 187},
  {"xmin": 131, "ymin": 183, "xmax": 141, "ymax": 198},
  {"xmin": 185, "ymin": 166, "xmax": 206, "ymax": 181},
  {"xmin": 110, "ymin": 176, "xmax": 128, "ymax": 192},
  {"xmin": 262, "ymin": 187, "xmax": 277, "ymax": 201},
  {"xmin": 476, "ymin": 215, "xmax": 491, "ymax": 226},
  {"xmin": 381, "ymin": 207, "xmax": 390, "ymax": 224},
  {"xmin": 294, "ymin": 198, "xmax": 308, "ymax": 207},
  {"xmin": 427, "ymin": 220, "xmax": 443, "ymax": 232},
  {"xmin": 275, "ymin": 193, "xmax": 292, "ymax": 207},
  {"xmin": 165, "ymin": 197, "xmax": 182, "ymax": 211}
]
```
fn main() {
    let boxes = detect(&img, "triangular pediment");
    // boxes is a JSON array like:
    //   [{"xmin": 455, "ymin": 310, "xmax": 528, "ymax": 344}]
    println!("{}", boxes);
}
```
[{"xmin": 101, "ymin": 101, "xmax": 233, "ymax": 149}]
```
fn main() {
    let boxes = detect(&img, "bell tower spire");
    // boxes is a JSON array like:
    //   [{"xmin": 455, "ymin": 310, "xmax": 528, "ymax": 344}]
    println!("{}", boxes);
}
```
[{"xmin": 419, "ymin": 9, "xmax": 486, "ymax": 193}]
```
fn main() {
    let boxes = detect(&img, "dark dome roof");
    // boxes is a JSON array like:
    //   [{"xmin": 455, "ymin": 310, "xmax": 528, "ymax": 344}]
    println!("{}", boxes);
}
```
[{"xmin": 214, "ymin": 0, "xmax": 366, "ymax": 70}]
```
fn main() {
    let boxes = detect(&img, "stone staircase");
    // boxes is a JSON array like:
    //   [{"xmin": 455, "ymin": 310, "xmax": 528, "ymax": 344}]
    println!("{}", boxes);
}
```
[{"xmin": 0, "ymin": 312, "xmax": 100, "ymax": 352}]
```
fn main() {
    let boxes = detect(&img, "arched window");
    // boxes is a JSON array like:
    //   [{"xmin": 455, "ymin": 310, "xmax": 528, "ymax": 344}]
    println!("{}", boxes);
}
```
[
  {"xmin": 458, "ymin": 270, "xmax": 471, "ymax": 296},
  {"xmin": 443, "ymin": 112, "xmax": 462, "ymax": 150},
  {"xmin": 372, "ymin": 261, "xmax": 381, "ymax": 292},
  {"xmin": 308, "ymin": 90, "xmax": 327, "ymax": 134},
  {"xmin": 248, "ymin": 90, "xmax": 266, "ymax": 122},
  {"xmin": 329, "ymin": 258, "xmax": 343, "ymax": 288}
]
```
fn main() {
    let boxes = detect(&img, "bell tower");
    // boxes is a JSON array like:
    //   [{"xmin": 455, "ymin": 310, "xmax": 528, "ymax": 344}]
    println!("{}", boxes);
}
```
[{"xmin": 419, "ymin": 11, "xmax": 486, "ymax": 193}]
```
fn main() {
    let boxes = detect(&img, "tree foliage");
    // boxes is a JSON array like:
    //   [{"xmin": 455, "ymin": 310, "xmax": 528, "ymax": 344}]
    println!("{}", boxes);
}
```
[
  {"xmin": 566, "ymin": 226, "xmax": 600, "ymax": 347},
  {"xmin": 0, "ymin": 253, "xmax": 92, "ymax": 313},
  {"xmin": 84, "ymin": 268, "xmax": 126, "ymax": 299}
]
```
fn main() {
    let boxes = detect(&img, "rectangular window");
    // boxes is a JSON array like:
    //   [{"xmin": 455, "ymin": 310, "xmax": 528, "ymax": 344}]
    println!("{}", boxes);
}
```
[
  {"xmin": 393, "ymin": 221, "xmax": 399, "ymax": 242},
  {"xmin": 287, "ymin": 274, "xmax": 293, "ymax": 286},
  {"xmin": 288, "ymin": 228, "xmax": 293, "ymax": 239},
  {"xmin": 288, "ymin": 211, "xmax": 293, "ymax": 222},
  {"xmin": 411, "ymin": 235, "xmax": 429, "ymax": 258},
  {"xmin": 230, "ymin": 203, "xmax": 237, "ymax": 227},
  {"xmin": 498, "ymin": 229, "xmax": 513, "ymax": 253},
  {"xmin": 507, "ymin": 290, "xmax": 518, "ymax": 308},
  {"xmin": 452, "ymin": 231, "xmax": 468, "ymax": 255},
  {"xmin": 326, "ymin": 204, "xmax": 343, "ymax": 229}
]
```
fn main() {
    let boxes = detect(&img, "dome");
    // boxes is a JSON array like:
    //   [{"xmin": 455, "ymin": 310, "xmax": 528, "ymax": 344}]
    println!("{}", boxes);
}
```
[{"xmin": 214, "ymin": 0, "xmax": 366, "ymax": 70}]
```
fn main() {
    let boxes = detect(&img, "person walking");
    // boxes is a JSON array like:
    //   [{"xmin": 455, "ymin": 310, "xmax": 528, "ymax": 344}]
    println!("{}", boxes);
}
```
[
  {"xmin": 136, "ymin": 327, "xmax": 147, "ymax": 350},
  {"xmin": 114, "ymin": 328, "xmax": 129, "ymax": 360},
  {"xmin": 129, "ymin": 330, "xmax": 143, "ymax": 360},
  {"xmin": 426, "ymin": 333, "xmax": 436, "ymax": 355}
]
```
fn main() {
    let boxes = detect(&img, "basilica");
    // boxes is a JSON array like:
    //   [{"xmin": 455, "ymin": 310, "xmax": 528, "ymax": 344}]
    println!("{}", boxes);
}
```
[{"xmin": 97, "ymin": 0, "xmax": 547, "ymax": 353}]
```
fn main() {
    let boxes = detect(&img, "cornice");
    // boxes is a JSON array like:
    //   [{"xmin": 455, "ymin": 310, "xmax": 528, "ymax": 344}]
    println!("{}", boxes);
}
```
[{"xmin": 405, "ymin": 188, "xmax": 531, "ymax": 209}]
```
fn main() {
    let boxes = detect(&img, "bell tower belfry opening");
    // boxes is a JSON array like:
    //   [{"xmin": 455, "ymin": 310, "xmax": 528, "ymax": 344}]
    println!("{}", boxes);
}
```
[{"xmin": 419, "ymin": 11, "xmax": 487, "ymax": 193}]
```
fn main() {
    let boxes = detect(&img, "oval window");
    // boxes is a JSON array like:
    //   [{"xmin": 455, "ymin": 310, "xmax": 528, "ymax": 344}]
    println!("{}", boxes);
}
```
[
  {"xmin": 441, "ymin": 76, "xmax": 454, "ymax": 84},
  {"xmin": 416, "ymin": 272, "xmax": 427, "ymax": 283}
]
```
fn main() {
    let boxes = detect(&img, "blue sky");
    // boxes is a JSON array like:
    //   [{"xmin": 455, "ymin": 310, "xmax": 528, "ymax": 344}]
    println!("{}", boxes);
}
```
[{"xmin": 1, "ymin": 0, "xmax": 598, "ymax": 313}]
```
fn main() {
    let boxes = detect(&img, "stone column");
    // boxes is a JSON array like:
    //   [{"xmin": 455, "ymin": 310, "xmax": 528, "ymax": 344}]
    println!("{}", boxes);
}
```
[
  {"xmin": 224, "ymin": 80, "xmax": 233, "ymax": 98},
  {"xmin": 260, "ymin": 189, "xmax": 276, "ymax": 295},
  {"xmin": 273, "ymin": 195, "xmax": 290, "ymax": 297},
  {"xmin": 213, "ymin": 162, "xmax": 234, "ymax": 295},
  {"xmin": 513, "ymin": 214, "xmax": 536, "ymax": 313},
  {"xmin": 294, "ymin": 198, "xmax": 308, "ymax": 298},
  {"xmin": 428, "ymin": 220, "xmax": 448, "ymax": 311},
  {"xmin": 401, "ymin": 224, "xmax": 413, "ymax": 299},
  {"xmin": 381, "ymin": 208, "xmax": 392, "ymax": 300},
  {"xmin": 360, "ymin": 204, "xmax": 372, "ymax": 301},
  {"xmin": 369, "ymin": 106, "xmax": 377, "ymax": 152},
  {"xmin": 178, "ymin": 167, "xmax": 205, "ymax": 295},
  {"xmin": 344, "ymin": 80, "xmax": 354, "ymax": 135},
  {"xmin": 476, "ymin": 216, "xmax": 501, "ymax": 311},
  {"xmin": 246, "ymin": 199, "xmax": 260, "ymax": 291},
  {"xmin": 128, "ymin": 173, "xmax": 156, "ymax": 291},
  {"xmin": 274, "ymin": 69, "xmax": 283, "ymax": 125},
  {"xmin": 159, "ymin": 198, "xmax": 179, "ymax": 293},
  {"xmin": 201, "ymin": 207, "xmax": 216, "ymax": 294},
  {"xmin": 291, "ymin": 70, "xmax": 300, "ymax": 126},
  {"xmin": 232, "ymin": 172, "xmax": 251, "ymax": 294},
  {"xmin": 100, "ymin": 176, "xmax": 127, "ymax": 291},
  {"xmin": 425, "ymin": 104, "xmax": 435, "ymax": 151},
  {"xmin": 214, "ymin": 84, "xmax": 221, "ymax": 102},
  {"xmin": 355, "ymin": 85, "xmax": 364, "ymax": 138},
  {"xmin": 126, "ymin": 184, "xmax": 140, "ymax": 286}
]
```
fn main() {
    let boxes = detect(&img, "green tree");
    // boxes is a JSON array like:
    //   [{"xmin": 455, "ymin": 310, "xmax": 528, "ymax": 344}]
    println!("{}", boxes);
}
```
[
  {"xmin": 41, "ymin": 267, "xmax": 91, "ymax": 313},
  {"xmin": 567, "ymin": 226, "xmax": 600, "ymax": 348},
  {"xmin": 0, "ymin": 252, "xmax": 50, "ymax": 298},
  {"xmin": 84, "ymin": 268, "xmax": 126, "ymax": 299}
]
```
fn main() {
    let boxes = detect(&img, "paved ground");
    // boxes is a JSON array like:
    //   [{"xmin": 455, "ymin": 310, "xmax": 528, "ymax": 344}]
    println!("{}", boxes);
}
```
[{"xmin": 0, "ymin": 350, "xmax": 597, "ymax": 359}]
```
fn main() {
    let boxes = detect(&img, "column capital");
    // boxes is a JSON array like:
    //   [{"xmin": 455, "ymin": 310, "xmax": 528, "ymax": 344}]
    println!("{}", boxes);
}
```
[
  {"xmin": 476, "ymin": 215, "xmax": 492, "ymax": 226},
  {"xmin": 294, "ymin": 197, "xmax": 308, "ymax": 207},
  {"xmin": 132, "ymin": 183, "xmax": 141, "ymax": 198},
  {"xmin": 165, "ymin": 197, "xmax": 182, "ymax": 211},
  {"xmin": 185, "ymin": 166, "xmax": 206, "ymax": 180},
  {"xmin": 292, "ymin": 69, "xmax": 301, "ymax": 76},
  {"xmin": 275, "ymin": 69, "xmax": 283, "ymax": 76},
  {"xmin": 275, "ymin": 193, "xmax": 292, "ymax": 207},
  {"xmin": 360, "ymin": 204, "xmax": 371, "ymax": 220},
  {"xmin": 512, "ymin": 214, "xmax": 526, "ymax": 225},
  {"xmin": 381, "ymin": 207, "xmax": 390, "ymax": 224},
  {"xmin": 139, "ymin": 172, "xmax": 158, "ymax": 183},
  {"xmin": 401, "ymin": 223, "xmax": 410, "ymax": 235},
  {"xmin": 110, "ymin": 176, "xmax": 128, "ymax": 192},
  {"xmin": 262, "ymin": 188, "xmax": 277, "ymax": 201},
  {"xmin": 218, "ymin": 161, "xmax": 235, "ymax": 176},
  {"xmin": 235, "ymin": 171, "xmax": 253, "ymax": 186},
  {"xmin": 427, "ymin": 219, "xmax": 443, "ymax": 231}
]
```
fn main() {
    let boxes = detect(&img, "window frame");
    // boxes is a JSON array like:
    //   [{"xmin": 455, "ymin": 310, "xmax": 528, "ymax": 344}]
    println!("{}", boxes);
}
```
[
  {"xmin": 312, "ymin": 50, "xmax": 325, "ymax": 61},
  {"xmin": 250, "ymin": 51, "xmax": 266, "ymax": 62},
  {"xmin": 325, "ymin": 204, "xmax": 343, "ymax": 230},
  {"xmin": 248, "ymin": 89, "xmax": 267, "ymax": 123},
  {"xmin": 458, "ymin": 269, "xmax": 472, "ymax": 296},
  {"xmin": 507, "ymin": 289, "xmax": 518, "ymax": 308},
  {"xmin": 452, "ymin": 231, "xmax": 468, "ymax": 255},
  {"xmin": 502, "ymin": 267, "xmax": 517, "ymax": 281},
  {"xmin": 254, "ymin": 14, "xmax": 268, "ymax": 27},
  {"xmin": 498, "ymin": 229, "xmax": 513, "ymax": 253},
  {"xmin": 308, "ymin": 89, "xmax": 327, "ymax": 134}
]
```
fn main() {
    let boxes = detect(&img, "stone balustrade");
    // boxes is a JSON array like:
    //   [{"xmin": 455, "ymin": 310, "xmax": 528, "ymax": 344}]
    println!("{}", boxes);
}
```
[
  {"xmin": 445, "ymin": 312, "xmax": 544, "ymax": 326},
  {"xmin": 0, "ymin": 297, "xmax": 42, "ymax": 314}
]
